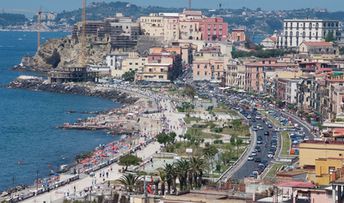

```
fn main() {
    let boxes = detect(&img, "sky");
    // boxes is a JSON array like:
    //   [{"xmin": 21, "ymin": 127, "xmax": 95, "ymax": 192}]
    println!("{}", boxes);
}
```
[{"xmin": 1, "ymin": 0, "xmax": 344, "ymax": 15}]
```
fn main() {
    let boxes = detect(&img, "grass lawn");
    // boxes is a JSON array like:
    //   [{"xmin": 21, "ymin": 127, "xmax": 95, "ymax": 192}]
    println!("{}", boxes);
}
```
[
  {"xmin": 186, "ymin": 127, "xmax": 222, "ymax": 139},
  {"xmin": 281, "ymin": 131, "xmax": 291, "ymax": 157},
  {"xmin": 222, "ymin": 126, "xmax": 250, "ymax": 137},
  {"xmin": 265, "ymin": 163, "xmax": 284, "ymax": 179},
  {"xmin": 212, "ymin": 104, "xmax": 239, "ymax": 116},
  {"xmin": 184, "ymin": 116, "xmax": 201, "ymax": 124},
  {"xmin": 172, "ymin": 142, "xmax": 203, "ymax": 156}
]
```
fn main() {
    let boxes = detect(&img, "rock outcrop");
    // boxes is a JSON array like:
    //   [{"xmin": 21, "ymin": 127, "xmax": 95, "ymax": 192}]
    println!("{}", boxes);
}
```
[
  {"xmin": 8, "ymin": 76, "xmax": 138, "ymax": 104},
  {"xmin": 23, "ymin": 36, "xmax": 112, "ymax": 72}
]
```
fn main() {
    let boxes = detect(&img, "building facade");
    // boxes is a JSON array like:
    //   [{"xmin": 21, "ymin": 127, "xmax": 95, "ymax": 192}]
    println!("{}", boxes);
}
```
[{"xmin": 278, "ymin": 19, "xmax": 340, "ymax": 48}]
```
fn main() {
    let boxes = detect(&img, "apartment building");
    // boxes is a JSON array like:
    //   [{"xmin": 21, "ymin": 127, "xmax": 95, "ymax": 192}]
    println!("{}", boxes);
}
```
[
  {"xmin": 278, "ymin": 19, "xmax": 340, "ymax": 48},
  {"xmin": 192, "ymin": 46, "xmax": 229, "ymax": 82}
]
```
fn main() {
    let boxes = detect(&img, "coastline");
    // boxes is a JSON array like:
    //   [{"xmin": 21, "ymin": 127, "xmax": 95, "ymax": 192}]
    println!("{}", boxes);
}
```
[{"xmin": 2, "ymin": 76, "xmax": 162, "ymax": 200}]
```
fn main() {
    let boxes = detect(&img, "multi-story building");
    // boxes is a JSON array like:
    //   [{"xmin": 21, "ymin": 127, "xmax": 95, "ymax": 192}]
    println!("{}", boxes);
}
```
[
  {"xmin": 286, "ymin": 79, "xmax": 299, "ymax": 104},
  {"xmin": 299, "ymin": 41, "xmax": 338, "ymax": 55},
  {"xmin": 106, "ymin": 52, "xmax": 129, "ymax": 77},
  {"xmin": 199, "ymin": 17, "xmax": 228, "ymax": 41},
  {"xmin": 135, "ymin": 48, "xmax": 180, "ymax": 82},
  {"xmin": 299, "ymin": 140, "xmax": 344, "ymax": 168},
  {"xmin": 244, "ymin": 59, "xmax": 299, "ymax": 93},
  {"xmin": 278, "ymin": 19, "xmax": 340, "ymax": 48},
  {"xmin": 140, "ymin": 10, "xmax": 228, "ymax": 42},
  {"xmin": 139, "ymin": 14, "xmax": 165, "ymax": 38},
  {"xmin": 225, "ymin": 60, "xmax": 245, "ymax": 89},
  {"xmin": 135, "ymin": 63, "xmax": 171, "ymax": 82},
  {"xmin": 330, "ymin": 84, "xmax": 344, "ymax": 121},
  {"xmin": 296, "ymin": 75, "xmax": 314, "ymax": 114},
  {"xmin": 192, "ymin": 46, "xmax": 229, "ymax": 82},
  {"xmin": 230, "ymin": 29, "xmax": 246, "ymax": 42}
]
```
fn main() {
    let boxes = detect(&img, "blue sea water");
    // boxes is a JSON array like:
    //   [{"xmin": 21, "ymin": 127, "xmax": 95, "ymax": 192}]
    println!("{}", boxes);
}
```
[{"xmin": 0, "ymin": 32, "xmax": 119, "ymax": 191}]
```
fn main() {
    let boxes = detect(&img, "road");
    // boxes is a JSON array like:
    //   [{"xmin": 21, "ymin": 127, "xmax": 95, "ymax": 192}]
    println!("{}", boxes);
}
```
[{"xmin": 192, "ymin": 82, "xmax": 314, "ymax": 181}]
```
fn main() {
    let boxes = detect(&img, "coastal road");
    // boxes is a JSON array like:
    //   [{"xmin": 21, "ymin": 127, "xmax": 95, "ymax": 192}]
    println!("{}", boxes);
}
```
[{"xmin": 21, "ymin": 141, "xmax": 161, "ymax": 203}]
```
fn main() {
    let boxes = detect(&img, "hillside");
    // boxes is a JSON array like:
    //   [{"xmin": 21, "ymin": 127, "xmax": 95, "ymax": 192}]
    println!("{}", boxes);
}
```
[
  {"xmin": 55, "ymin": 1, "xmax": 184, "ymax": 24},
  {"xmin": 0, "ymin": 13, "xmax": 27, "ymax": 26}
]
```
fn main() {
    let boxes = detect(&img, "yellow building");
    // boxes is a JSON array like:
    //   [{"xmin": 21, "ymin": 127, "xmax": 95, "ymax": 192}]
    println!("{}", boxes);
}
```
[
  {"xmin": 311, "ymin": 158, "xmax": 344, "ymax": 185},
  {"xmin": 299, "ymin": 141, "xmax": 344, "ymax": 168}
]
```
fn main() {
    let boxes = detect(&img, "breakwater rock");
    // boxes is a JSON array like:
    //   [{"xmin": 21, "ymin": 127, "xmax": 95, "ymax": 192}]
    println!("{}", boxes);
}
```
[{"xmin": 8, "ymin": 76, "xmax": 138, "ymax": 104}]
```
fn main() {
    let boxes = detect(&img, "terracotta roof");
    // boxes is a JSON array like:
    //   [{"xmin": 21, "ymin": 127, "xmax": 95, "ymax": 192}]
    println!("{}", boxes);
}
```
[
  {"xmin": 302, "ymin": 41, "xmax": 333, "ymax": 47},
  {"xmin": 276, "ymin": 181, "xmax": 316, "ymax": 188}
]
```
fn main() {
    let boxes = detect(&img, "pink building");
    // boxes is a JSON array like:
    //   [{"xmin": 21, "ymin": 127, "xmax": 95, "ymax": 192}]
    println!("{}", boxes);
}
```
[{"xmin": 199, "ymin": 17, "xmax": 228, "ymax": 41}]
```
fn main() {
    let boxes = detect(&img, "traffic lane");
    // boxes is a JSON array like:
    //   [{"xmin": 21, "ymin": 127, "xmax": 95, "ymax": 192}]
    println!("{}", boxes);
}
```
[
  {"xmin": 231, "ymin": 120, "xmax": 273, "ymax": 179},
  {"xmin": 269, "ymin": 110, "xmax": 313, "ymax": 140},
  {"xmin": 281, "ymin": 112, "xmax": 314, "ymax": 140}
]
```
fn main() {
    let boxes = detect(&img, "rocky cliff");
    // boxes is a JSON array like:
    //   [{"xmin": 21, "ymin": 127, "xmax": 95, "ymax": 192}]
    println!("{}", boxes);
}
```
[{"xmin": 23, "ymin": 36, "xmax": 112, "ymax": 72}]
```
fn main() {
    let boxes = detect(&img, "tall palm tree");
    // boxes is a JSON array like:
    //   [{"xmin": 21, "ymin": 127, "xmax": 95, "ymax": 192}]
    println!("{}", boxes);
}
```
[
  {"xmin": 164, "ymin": 163, "xmax": 175, "ymax": 194},
  {"xmin": 116, "ymin": 173, "xmax": 141, "ymax": 193},
  {"xmin": 189, "ymin": 156, "xmax": 206, "ymax": 189},
  {"xmin": 158, "ymin": 170, "xmax": 166, "ymax": 195},
  {"xmin": 175, "ymin": 159, "xmax": 190, "ymax": 191}
]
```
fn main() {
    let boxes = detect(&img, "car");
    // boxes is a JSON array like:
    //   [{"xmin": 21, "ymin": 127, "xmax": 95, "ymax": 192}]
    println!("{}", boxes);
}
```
[
  {"xmin": 268, "ymin": 124, "xmax": 273, "ymax": 128},
  {"xmin": 250, "ymin": 171, "xmax": 259, "ymax": 178},
  {"xmin": 254, "ymin": 157, "xmax": 262, "ymax": 162},
  {"xmin": 252, "ymin": 127, "xmax": 258, "ymax": 131},
  {"xmin": 251, "ymin": 152, "xmax": 257, "ymax": 156},
  {"xmin": 248, "ymin": 156, "xmax": 254, "ymax": 161},
  {"xmin": 268, "ymin": 153, "xmax": 274, "ymax": 158},
  {"xmin": 264, "ymin": 131, "xmax": 270, "ymax": 136},
  {"xmin": 256, "ymin": 116, "xmax": 261, "ymax": 120},
  {"xmin": 257, "ymin": 140, "xmax": 263, "ymax": 145},
  {"xmin": 255, "ymin": 146, "xmax": 261, "ymax": 152}
]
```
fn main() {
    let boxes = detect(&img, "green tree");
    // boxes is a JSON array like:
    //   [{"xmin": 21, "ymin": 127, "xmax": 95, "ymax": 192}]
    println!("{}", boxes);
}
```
[
  {"xmin": 116, "ymin": 173, "xmax": 141, "ymax": 193},
  {"xmin": 189, "ymin": 157, "xmax": 205, "ymax": 189},
  {"xmin": 122, "ymin": 70, "xmax": 136, "ymax": 82},
  {"xmin": 119, "ymin": 154, "xmax": 142, "ymax": 171},
  {"xmin": 202, "ymin": 145, "xmax": 218, "ymax": 158},
  {"xmin": 183, "ymin": 85, "xmax": 196, "ymax": 99},
  {"xmin": 231, "ymin": 137, "xmax": 243, "ymax": 158},
  {"xmin": 169, "ymin": 55, "xmax": 183, "ymax": 81},
  {"xmin": 158, "ymin": 170, "xmax": 166, "ymax": 195},
  {"xmin": 175, "ymin": 159, "xmax": 190, "ymax": 191},
  {"xmin": 164, "ymin": 163, "xmax": 177, "ymax": 194},
  {"xmin": 156, "ymin": 132, "xmax": 176, "ymax": 146}
]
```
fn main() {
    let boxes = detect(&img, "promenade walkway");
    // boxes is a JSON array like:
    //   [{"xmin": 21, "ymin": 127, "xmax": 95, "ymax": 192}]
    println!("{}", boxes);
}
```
[{"xmin": 20, "ymin": 85, "xmax": 185, "ymax": 203}]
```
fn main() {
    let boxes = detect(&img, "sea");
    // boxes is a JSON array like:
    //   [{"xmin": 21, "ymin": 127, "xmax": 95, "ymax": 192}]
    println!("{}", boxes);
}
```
[{"xmin": 0, "ymin": 31, "xmax": 120, "ymax": 191}]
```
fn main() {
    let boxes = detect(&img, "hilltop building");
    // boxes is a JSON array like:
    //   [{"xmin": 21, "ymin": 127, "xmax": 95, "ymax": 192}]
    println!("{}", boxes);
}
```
[{"xmin": 278, "ymin": 19, "xmax": 340, "ymax": 49}]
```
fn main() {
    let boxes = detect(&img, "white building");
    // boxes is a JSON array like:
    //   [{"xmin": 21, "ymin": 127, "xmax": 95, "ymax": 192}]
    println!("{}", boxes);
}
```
[
  {"xmin": 286, "ymin": 79, "xmax": 299, "ymax": 104},
  {"xmin": 278, "ymin": 19, "xmax": 340, "ymax": 48}
]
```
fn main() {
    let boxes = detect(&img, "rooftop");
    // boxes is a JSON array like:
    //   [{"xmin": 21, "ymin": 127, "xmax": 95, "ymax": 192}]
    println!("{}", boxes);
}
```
[{"xmin": 302, "ymin": 41, "xmax": 333, "ymax": 47}]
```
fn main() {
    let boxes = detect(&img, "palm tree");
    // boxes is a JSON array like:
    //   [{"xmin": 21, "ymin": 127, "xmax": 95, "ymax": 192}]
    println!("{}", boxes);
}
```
[
  {"xmin": 158, "ymin": 170, "xmax": 166, "ymax": 195},
  {"xmin": 175, "ymin": 159, "xmax": 190, "ymax": 191},
  {"xmin": 164, "ymin": 163, "xmax": 175, "ymax": 194},
  {"xmin": 189, "ymin": 157, "xmax": 206, "ymax": 189},
  {"xmin": 116, "ymin": 173, "xmax": 141, "ymax": 193}
]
